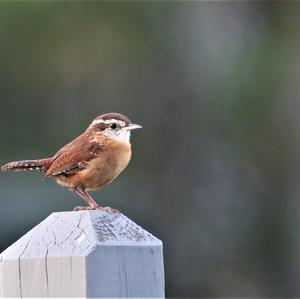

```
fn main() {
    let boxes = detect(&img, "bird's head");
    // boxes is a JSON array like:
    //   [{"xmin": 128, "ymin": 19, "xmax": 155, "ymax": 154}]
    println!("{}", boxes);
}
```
[{"xmin": 88, "ymin": 113, "xmax": 142, "ymax": 143}]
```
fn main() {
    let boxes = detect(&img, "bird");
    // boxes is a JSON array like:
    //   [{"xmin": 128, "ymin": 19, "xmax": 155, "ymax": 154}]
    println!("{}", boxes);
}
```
[{"xmin": 1, "ymin": 113, "xmax": 142, "ymax": 212}]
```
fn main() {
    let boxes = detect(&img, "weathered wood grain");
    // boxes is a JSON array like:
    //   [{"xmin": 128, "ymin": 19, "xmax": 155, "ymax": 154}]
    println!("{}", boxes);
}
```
[{"xmin": 0, "ymin": 211, "xmax": 164, "ymax": 298}]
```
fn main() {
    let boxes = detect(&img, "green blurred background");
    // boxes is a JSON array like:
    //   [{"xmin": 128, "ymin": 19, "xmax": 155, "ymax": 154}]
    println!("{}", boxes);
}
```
[{"xmin": 1, "ymin": 1, "xmax": 300, "ymax": 297}]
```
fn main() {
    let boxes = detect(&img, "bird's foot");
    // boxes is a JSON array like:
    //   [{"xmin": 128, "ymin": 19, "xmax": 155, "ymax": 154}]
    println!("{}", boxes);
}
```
[
  {"xmin": 73, "ymin": 206, "xmax": 95, "ymax": 211},
  {"xmin": 73, "ymin": 205, "xmax": 119, "ymax": 213}
]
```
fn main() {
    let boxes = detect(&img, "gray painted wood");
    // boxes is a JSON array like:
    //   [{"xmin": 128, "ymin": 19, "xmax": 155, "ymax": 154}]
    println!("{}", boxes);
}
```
[{"xmin": 0, "ymin": 211, "xmax": 164, "ymax": 298}]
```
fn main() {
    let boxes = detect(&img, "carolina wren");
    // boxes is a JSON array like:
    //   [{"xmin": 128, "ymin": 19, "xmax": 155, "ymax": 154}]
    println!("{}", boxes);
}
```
[{"xmin": 1, "ymin": 113, "xmax": 142, "ymax": 211}]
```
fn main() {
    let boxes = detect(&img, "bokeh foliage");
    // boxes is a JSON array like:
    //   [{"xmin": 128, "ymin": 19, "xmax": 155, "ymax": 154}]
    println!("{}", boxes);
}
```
[{"xmin": 1, "ymin": 2, "xmax": 300, "ymax": 297}]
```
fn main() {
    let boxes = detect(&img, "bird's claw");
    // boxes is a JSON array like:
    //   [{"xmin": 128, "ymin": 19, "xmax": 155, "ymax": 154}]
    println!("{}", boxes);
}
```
[
  {"xmin": 73, "ymin": 205, "xmax": 119, "ymax": 213},
  {"xmin": 73, "ymin": 206, "xmax": 95, "ymax": 211}
]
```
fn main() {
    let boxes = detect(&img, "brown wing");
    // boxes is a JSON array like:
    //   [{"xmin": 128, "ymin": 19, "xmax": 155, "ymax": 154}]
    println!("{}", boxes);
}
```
[{"xmin": 46, "ymin": 133, "xmax": 101, "ymax": 177}]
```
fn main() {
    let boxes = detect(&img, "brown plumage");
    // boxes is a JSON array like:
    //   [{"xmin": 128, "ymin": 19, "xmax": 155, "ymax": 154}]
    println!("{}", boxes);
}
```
[
  {"xmin": 1, "ymin": 113, "xmax": 142, "ymax": 211},
  {"xmin": 1, "ymin": 158, "xmax": 53, "ymax": 172}
]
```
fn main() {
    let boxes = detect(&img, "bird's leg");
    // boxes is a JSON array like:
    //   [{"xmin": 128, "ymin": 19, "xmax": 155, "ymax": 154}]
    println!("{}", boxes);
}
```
[
  {"xmin": 73, "ymin": 187, "xmax": 99, "ymax": 210},
  {"xmin": 72, "ymin": 187, "xmax": 119, "ymax": 213}
]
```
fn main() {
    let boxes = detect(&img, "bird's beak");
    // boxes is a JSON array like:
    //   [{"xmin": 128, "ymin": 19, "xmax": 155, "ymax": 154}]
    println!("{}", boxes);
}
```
[{"xmin": 125, "ymin": 123, "xmax": 143, "ymax": 131}]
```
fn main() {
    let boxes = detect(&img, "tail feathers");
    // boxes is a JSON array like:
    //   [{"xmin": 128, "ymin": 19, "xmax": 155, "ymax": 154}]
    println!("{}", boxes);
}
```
[{"xmin": 1, "ymin": 158, "xmax": 54, "ymax": 172}]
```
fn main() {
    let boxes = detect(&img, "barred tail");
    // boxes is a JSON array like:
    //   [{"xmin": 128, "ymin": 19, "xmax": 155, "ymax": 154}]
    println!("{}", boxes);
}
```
[{"xmin": 1, "ymin": 158, "xmax": 53, "ymax": 172}]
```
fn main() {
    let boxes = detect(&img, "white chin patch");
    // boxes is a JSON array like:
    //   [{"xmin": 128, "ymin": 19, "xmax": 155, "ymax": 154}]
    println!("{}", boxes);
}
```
[{"xmin": 104, "ymin": 129, "xmax": 131, "ymax": 143}]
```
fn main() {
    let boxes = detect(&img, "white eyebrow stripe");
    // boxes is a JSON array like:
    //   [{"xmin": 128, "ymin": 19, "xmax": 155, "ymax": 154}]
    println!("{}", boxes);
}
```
[{"xmin": 90, "ymin": 118, "xmax": 126, "ymax": 127}]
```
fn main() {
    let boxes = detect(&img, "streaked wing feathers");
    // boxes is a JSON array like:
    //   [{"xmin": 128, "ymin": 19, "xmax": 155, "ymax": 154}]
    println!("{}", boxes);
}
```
[
  {"xmin": 46, "ymin": 134, "xmax": 101, "ymax": 176},
  {"xmin": 50, "ymin": 162, "xmax": 83, "ymax": 176}
]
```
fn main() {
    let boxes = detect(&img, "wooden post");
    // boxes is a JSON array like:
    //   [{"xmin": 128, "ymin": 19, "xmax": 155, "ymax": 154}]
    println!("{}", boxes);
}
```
[{"xmin": 0, "ymin": 211, "xmax": 165, "ymax": 298}]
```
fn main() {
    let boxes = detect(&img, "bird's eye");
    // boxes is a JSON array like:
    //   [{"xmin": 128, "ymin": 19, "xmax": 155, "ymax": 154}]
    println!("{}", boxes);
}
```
[{"xmin": 110, "ymin": 123, "xmax": 117, "ymax": 130}]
